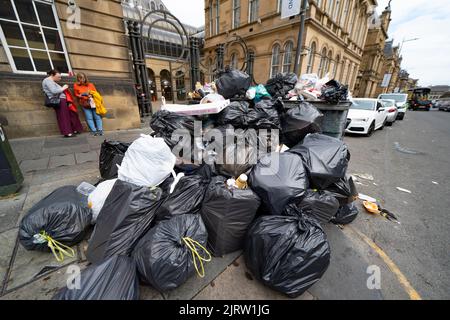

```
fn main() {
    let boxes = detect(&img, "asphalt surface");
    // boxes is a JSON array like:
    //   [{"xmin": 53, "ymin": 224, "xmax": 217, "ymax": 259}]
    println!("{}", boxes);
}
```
[{"xmin": 343, "ymin": 109, "xmax": 450, "ymax": 300}]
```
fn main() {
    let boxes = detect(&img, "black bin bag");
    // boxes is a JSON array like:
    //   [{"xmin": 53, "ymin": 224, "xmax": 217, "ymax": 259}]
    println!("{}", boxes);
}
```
[
  {"xmin": 249, "ymin": 152, "xmax": 308, "ymax": 215},
  {"xmin": 86, "ymin": 179, "xmax": 163, "ymax": 264},
  {"xmin": 19, "ymin": 186, "xmax": 92, "ymax": 251},
  {"xmin": 244, "ymin": 215, "xmax": 331, "ymax": 298},
  {"xmin": 215, "ymin": 68, "xmax": 252, "ymax": 99},
  {"xmin": 281, "ymin": 102, "xmax": 323, "ymax": 147},
  {"xmin": 200, "ymin": 176, "xmax": 261, "ymax": 256},
  {"xmin": 296, "ymin": 190, "xmax": 340, "ymax": 223},
  {"xmin": 155, "ymin": 174, "xmax": 210, "ymax": 222},
  {"xmin": 265, "ymin": 73, "xmax": 298, "ymax": 99},
  {"xmin": 53, "ymin": 256, "xmax": 139, "ymax": 300},
  {"xmin": 330, "ymin": 202, "xmax": 359, "ymax": 225},
  {"xmin": 325, "ymin": 175, "xmax": 358, "ymax": 206},
  {"xmin": 132, "ymin": 214, "xmax": 209, "ymax": 293},
  {"xmin": 289, "ymin": 133, "xmax": 350, "ymax": 189},
  {"xmin": 217, "ymin": 100, "xmax": 280, "ymax": 130},
  {"xmin": 150, "ymin": 110, "xmax": 195, "ymax": 150},
  {"xmin": 99, "ymin": 141, "xmax": 130, "ymax": 180},
  {"xmin": 207, "ymin": 126, "xmax": 272, "ymax": 178}
]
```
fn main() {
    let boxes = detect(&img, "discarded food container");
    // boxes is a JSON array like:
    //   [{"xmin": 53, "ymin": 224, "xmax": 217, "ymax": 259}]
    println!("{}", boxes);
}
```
[{"xmin": 76, "ymin": 182, "xmax": 96, "ymax": 197}]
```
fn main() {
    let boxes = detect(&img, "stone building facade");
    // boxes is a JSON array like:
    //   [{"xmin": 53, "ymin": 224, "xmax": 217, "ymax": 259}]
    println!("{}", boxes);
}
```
[
  {"xmin": 202, "ymin": 0, "xmax": 377, "ymax": 92},
  {"xmin": 354, "ymin": 4, "xmax": 391, "ymax": 98},
  {"xmin": 374, "ymin": 39, "xmax": 402, "ymax": 96},
  {"xmin": 0, "ymin": 0, "xmax": 141, "ymax": 139}
]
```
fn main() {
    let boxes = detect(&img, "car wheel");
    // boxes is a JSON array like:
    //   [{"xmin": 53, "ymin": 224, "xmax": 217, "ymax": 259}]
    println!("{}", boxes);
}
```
[
  {"xmin": 366, "ymin": 122, "xmax": 375, "ymax": 137},
  {"xmin": 387, "ymin": 121, "xmax": 393, "ymax": 126}
]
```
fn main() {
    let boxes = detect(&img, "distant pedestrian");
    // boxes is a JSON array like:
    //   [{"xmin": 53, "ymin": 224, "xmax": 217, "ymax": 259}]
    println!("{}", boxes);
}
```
[
  {"xmin": 74, "ymin": 73, "xmax": 104, "ymax": 136},
  {"xmin": 42, "ymin": 69, "xmax": 83, "ymax": 138}
]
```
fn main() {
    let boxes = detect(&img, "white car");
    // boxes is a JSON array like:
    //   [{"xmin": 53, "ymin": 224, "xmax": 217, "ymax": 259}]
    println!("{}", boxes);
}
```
[
  {"xmin": 381, "ymin": 99, "xmax": 398, "ymax": 125},
  {"xmin": 346, "ymin": 98, "xmax": 388, "ymax": 136},
  {"xmin": 378, "ymin": 93, "xmax": 408, "ymax": 120}
]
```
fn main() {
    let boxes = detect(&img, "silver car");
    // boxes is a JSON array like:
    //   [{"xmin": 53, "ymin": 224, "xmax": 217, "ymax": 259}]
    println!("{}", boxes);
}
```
[
  {"xmin": 381, "ymin": 99, "xmax": 399, "ymax": 126},
  {"xmin": 378, "ymin": 93, "xmax": 408, "ymax": 120}
]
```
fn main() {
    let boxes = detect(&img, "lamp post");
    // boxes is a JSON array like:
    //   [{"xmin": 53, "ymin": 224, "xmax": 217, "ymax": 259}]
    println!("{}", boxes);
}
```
[
  {"xmin": 399, "ymin": 37, "xmax": 420, "ymax": 56},
  {"xmin": 123, "ymin": 0, "xmax": 152, "ymax": 117}
]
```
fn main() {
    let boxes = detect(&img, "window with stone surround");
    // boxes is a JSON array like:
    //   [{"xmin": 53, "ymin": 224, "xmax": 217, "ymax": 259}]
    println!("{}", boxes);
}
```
[
  {"xmin": 270, "ymin": 43, "xmax": 281, "ymax": 78},
  {"xmin": 282, "ymin": 41, "xmax": 293, "ymax": 73},
  {"xmin": 306, "ymin": 42, "xmax": 316, "ymax": 73},
  {"xmin": 249, "ymin": 0, "xmax": 259, "ymax": 23},
  {"xmin": 232, "ymin": 0, "xmax": 240, "ymax": 29},
  {"xmin": 0, "ymin": 0, "xmax": 71, "ymax": 74}
]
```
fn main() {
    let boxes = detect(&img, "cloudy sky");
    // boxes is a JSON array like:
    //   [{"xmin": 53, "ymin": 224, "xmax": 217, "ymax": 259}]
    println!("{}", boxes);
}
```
[{"xmin": 162, "ymin": 0, "xmax": 450, "ymax": 86}]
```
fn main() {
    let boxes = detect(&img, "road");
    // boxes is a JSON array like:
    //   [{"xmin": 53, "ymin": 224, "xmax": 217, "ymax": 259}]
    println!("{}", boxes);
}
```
[{"xmin": 341, "ymin": 110, "xmax": 450, "ymax": 300}]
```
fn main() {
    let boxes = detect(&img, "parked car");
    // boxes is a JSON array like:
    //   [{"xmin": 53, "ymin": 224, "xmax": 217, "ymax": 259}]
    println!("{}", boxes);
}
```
[
  {"xmin": 381, "ymin": 99, "xmax": 398, "ymax": 126},
  {"xmin": 378, "ymin": 93, "xmax": 408, "ymax": 120},
  {"xmin": 346, "ymin": 98, "xmax": 388, "ymax": 136},
  {"xmin": 439, "ymin": 100, "xmax": 450, "ymax": 112}
]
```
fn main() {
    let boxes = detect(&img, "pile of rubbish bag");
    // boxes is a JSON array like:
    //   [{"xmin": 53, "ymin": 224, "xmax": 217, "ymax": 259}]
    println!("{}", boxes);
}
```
[{"xmin": 19, "ymin": 68, "xmax": 360, "ymax": 300}]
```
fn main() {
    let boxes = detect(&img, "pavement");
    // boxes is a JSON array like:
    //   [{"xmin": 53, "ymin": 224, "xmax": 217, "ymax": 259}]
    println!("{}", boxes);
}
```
[{"xmin": 0, "ymin": 109, "xmax": 449, "ymax": 300}]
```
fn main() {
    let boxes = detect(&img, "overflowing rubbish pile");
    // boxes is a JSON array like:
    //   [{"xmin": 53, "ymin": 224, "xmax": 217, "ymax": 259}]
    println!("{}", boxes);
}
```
[{"xmin": 18, "ymin": 69, "xmax": 359, "ymax": 300}]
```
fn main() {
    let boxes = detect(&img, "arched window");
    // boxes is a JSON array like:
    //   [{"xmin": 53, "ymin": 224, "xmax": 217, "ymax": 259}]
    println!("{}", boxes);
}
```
[
  {"xmin": 230, "ymin": 53, "xmax": 238, "ymax": 69},
  {"xmin": 306, "ymin": 42, "xmax": 316, "ymax": 73},
  {"xmin": 270, "ymin": 44, "xmax": 281, "ymax": 77},
  {"xmin": 151, "ymin": 1, "xmax": 156, "ymax": 11},
  {"xmin": 160, "ymin": 4, "xmax": 165, "ymax": 11},
  {"xmin": 333, "ymin": 55, "xmax": 340, "ymax": 79},
  {"xmin": 327, "ymin": 50, "xmax": 333, "ymax": 74},
  {"xmin": 247, "ymin": 49, "xmax": 255, "ymax": 77},
  {"xmin": 318, "ymin": 48, "xmax": 328, "ymax": 78},
  {"xmin": 160, "ymin": 69, "xmax": 173, "ymax": 101},
  {"xmin": 175, "ymin": 71, "xmax": 186, "ymax": 101},
  {"xmin": 282, "ymin": 41, "xmax": 294, "ymax": 73},
  {"xmin": 148, "ymin": 68, "xmax": 157, "ymax": 101}
]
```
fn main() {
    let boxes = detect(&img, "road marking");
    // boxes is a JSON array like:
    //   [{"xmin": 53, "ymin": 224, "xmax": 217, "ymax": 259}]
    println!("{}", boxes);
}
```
[{"xmin": 345, "ymin": 226, "xmax": 422, "ymax": 300}]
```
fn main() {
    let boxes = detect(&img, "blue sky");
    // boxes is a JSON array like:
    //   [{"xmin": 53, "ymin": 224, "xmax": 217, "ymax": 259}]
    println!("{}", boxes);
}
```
[{"xmin": 162, "ymin": 0, "xmax": 450, "ymax": 86}]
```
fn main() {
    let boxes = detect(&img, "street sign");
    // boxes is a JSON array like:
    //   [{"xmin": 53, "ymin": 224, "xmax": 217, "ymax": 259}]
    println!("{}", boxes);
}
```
[
  {"xmin": 381, "ymin": 73, "xmax": 392, "ymax": 88},
  {"xmin": 281, "ymin": 0, "xmax": 301, "ymax": 19}
]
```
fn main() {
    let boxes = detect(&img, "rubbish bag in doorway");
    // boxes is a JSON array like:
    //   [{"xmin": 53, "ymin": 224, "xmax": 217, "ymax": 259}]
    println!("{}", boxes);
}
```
[
  {"xmin": 249, "ymin": 152, "xmax": 308, "ymax": 215},
  {"xmin": 330, "ymin": 202, "xmax": 359, "ymax": 225},
  {"xmin": 149, "ymin": 110, "xmax": 195, "ymax": 150},
  {"xmin": 19, "ymin": 186, "xmax": 92, "ymax": 255},
  {"xmin": 53, "ymin": 256, "xmax": 139, "ymax": 300},
  {"xmin": 265, "ymin": 73, "xmax": 298, "ymax": 99},
  {"xmin": 155, "ymin": 174, "xmax": 210, "ymax": 222},
  {"xmin": 132, "ymin": 214, "xmax": 209, "ymax": 292},
  {"xmin": 86, "ymin": 179, "xmax": 163, "ymax": 264},
  {"xmin": 215, "ymin": 67, "xmax": 252, "ymax": 99},
  {"xmin": 295, "ymin": 190, "xmax": 340, "ymax": 223},
  {"xmin": 289, "ymin": 133, "xmax": 350, "ymax": 189},
  {"xmin": 118, "ymin": 135, "xmax": 176, "ymax": 188},
  {"xmin": 200, "ymin": 176, "xmax": 260, "ymax": 256},
  {"xmin": 325, "ymin": 175, "xmax": 358, "ymax": 206},
  {"xmin": 99, "ymin": 141, "xmax": 130, "ymax": 180},
  {"xmin": 281, "ymin": 102, "xmax": 323, "ymax": 147},
  {"xmin": 244, "ymin": 215, "xmax": 331, "ymax": 298}
]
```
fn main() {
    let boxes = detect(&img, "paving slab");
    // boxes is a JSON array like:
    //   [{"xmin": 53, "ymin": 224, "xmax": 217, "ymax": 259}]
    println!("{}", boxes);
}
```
[
  {"xmin": 0, "ymin": 173, "xmax": 33, "ymax": 232},
  {"xmin": 194, "ymin": 256, "xmax": 315, "ymax": 300},
  {"xmin": 163, "ymin": 251, "xmax": 242, "ymax": 300},
  {"xmin": 20, "ymin": 157, "xmax": 49, "ymax": 173},
  {"xmin": 48, "ymin": 154, "xmax": 76, "ymax": 169},
  {"xmin": 30, "ymin": 162, "xmax": 98, "ymax": 186},
  {"xmin": 75, "ymin": 151, "xmax": 98, "ymax": 164},
  {"xmin": 41, "ymin": 144, "xmax": 91, "ymax": 157},
  {"xmin": 9, "ymin": 138, "xmax": 44, "ymax": 162},
  {"xmin": 44, "ymin": 135, "xmax": 88, "ymax": 149},
  {"xmin": 140, "ymin": 285, "xmax": 164, "ymax": 300},
  {"xmin": 1, "ymin": 262, "xmax": 89, "ymax": 300},
  {"xmin": 0, "ymin": 228, "xmax": 18, "ymax": 293},
  {"xmin": 5, "ymin": 238, "xmax": 78, "ymax": 291}
]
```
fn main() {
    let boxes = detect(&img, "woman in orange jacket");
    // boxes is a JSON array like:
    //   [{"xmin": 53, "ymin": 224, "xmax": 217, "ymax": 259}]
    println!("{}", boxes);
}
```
[{"xmin": 74, "ymin": 73, "xmax": 104, "ymax": 136}]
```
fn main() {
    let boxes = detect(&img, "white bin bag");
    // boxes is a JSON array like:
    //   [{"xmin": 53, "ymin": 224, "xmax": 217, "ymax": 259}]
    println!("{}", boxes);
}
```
[
  {"xmin": 118, "ymin": 135, "xmax": 176, "ymax": 188},
  {"xmin": 88, "ymin": 179, "xmax": 117, "ymax": 223}
]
